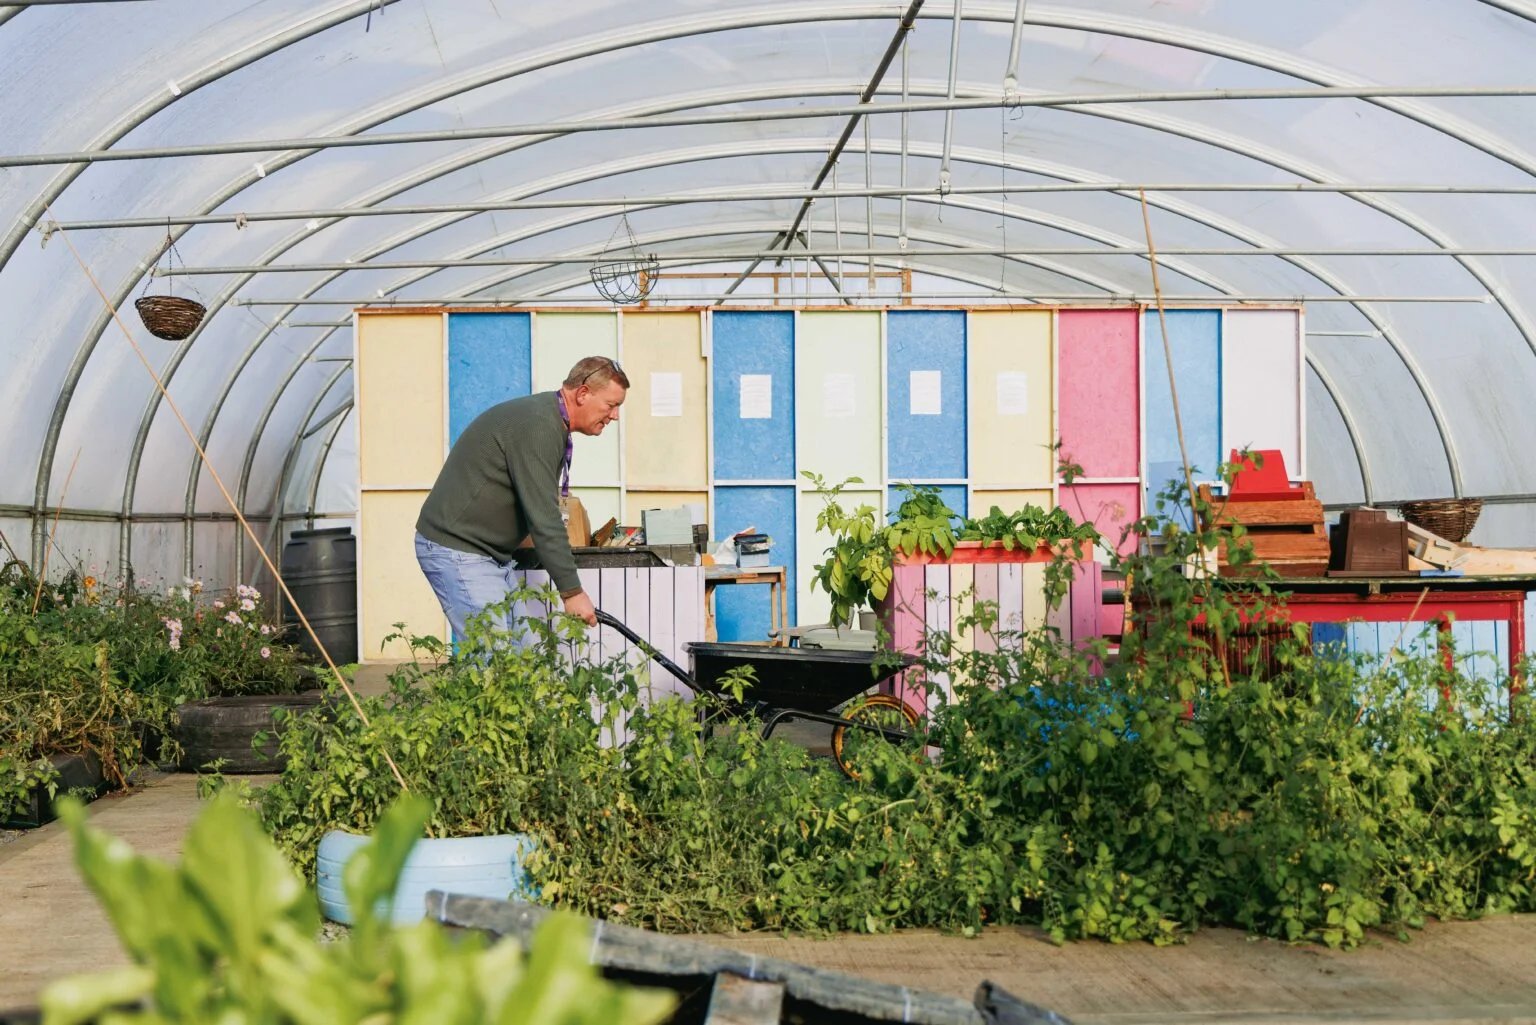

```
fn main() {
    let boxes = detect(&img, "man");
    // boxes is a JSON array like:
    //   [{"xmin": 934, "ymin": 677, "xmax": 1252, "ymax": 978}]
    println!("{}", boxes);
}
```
[{"xmin": 414, "ymin": 355, "xmax": 628, "ymax": 640}]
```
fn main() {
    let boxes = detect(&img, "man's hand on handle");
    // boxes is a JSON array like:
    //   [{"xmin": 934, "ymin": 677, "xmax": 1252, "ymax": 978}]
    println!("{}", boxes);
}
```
[{"xmin": 563, "ymin": 589, "xmax": 598, "ymax": 627}]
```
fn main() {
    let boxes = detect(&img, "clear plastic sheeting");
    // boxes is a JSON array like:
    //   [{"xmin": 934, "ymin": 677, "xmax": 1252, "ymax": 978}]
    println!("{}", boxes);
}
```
[{"xmin": 4, "ymin": 0, "xmax": 1536, "ymax": 586}]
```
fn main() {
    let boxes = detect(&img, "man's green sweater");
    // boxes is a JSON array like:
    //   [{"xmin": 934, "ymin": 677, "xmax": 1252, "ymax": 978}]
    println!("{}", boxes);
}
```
[{"xmin": 416, "ymin": 391, "xmax": 581, "ymax": 595}]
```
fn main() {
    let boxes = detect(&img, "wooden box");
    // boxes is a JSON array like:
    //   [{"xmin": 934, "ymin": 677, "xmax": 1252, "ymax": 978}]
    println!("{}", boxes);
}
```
[
  {"xmin": 1329, "ymin": 508, "xmax": 1407, "ymax": 574},
  {"xmin": 1198, "ymin": 481, "xmax": 1331, "ymax": 578}
]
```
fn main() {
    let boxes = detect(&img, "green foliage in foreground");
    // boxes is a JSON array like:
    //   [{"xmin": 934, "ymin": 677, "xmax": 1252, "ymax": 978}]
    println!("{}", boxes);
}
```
[
  {"xmin": 41, "ymin": 794, "xmax": 675, "ymax": 1025},
  {"xmin": 255, "ymin": 471, "xmax": 1536, "ymax": 948}
]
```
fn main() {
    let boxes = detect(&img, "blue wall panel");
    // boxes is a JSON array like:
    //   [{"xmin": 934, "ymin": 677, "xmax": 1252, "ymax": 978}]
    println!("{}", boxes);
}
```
[
  {"xmin": 712, "ymin": 311, "xmax": 796, "ymax": 481},
  {"xmin": 448, "ymin": 313, "xmax": 532, "ymax": 445},
  {"xmin": 887, "ymin": 484, "xmax": 967, "ymax": 525},
  {"xmin": 1144, "ymin": 310, "xmax": 1221, "ymax": 520},
  {"xmin": 886, "ymin": 310, "xmax": 966, "ymax": 480},
  {"xmin": 712, "ymin": 485, "xmax": 797, "ymax": 642}
]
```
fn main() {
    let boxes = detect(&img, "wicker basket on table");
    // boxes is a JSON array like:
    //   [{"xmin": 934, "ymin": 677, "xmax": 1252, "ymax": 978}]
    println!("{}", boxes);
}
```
[
  {"xmin": 135, "ymin": 295, "xmax": 206, "ymax": 341},
  {"xmin": 1398, "ymin": 498, "xmax": 1483, "ymax": 543}
]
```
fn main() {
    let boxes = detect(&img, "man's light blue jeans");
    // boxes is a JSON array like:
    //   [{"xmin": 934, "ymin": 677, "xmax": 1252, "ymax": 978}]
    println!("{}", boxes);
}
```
[{"xmin": 414, "ymin": 532, "xmax": 533, "ymax": 648}]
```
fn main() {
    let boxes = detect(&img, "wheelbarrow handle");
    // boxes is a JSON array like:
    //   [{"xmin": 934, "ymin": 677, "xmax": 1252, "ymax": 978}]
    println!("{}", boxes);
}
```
[{"xmin": 593, "ymin": 608, "xmax": 701, "ymax": 694}]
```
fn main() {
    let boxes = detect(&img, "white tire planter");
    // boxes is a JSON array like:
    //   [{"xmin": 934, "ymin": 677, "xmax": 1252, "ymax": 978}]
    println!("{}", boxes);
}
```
[{"xmin": 316, "ymin": 830, "xmax": 538, "ymax": 925}]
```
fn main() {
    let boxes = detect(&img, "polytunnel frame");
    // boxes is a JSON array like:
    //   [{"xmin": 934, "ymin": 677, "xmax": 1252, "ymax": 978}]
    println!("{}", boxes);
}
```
[
  {"xmin": 199, "ymin": 90, "xmax": 1485, "ymax": 577},
  {"xmin": 249, "ymin": 203, "xmax": 1350, "ymax": 588},
  {"xmin": 13, "ymin": 0, "xmax": 1536, "ymax": 571}
]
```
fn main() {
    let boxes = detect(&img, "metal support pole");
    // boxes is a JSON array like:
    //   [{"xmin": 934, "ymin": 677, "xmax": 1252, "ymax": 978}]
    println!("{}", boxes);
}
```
[
  {"xmin": 48, "ymin": 180, "xmax": 1536, "ymax": 233},
  {"xmin": 940, "ymin": 0, "xmax": 964, "ymax": 192},
  {"xmin": 1004, "ymin": 0, "xmax": 1030, "ymax": 94},
  {"xmin": 12, "ymin": 84, "xmax": 1536, "ymax": 169}
]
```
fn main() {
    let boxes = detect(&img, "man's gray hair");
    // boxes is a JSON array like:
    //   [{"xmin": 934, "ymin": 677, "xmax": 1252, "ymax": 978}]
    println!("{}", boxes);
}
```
[{"xmin": 564, "ymin": 355, "xmax": 630, "ymax": 391}]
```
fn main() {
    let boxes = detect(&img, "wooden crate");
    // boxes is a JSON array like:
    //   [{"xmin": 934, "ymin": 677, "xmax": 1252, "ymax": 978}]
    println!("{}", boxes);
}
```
[{"xmin": 1198, "ymin": 482, "xmax": 1330, "ymax": 577}]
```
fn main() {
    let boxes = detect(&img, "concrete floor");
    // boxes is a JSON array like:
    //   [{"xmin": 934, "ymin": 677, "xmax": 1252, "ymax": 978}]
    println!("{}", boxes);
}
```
[{"xmin": 3, "ymin": 753, "xmax": 1535, "ymax": 1022}]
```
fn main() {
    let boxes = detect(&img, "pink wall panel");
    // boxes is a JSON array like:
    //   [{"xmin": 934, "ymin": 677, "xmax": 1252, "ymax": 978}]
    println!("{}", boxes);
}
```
[
  {"xmin": 1058, "ymin": 309, "xmax": 1140, "ymax": 478},
  {"xmin": 1061, "ymin": 483, "xmax": 1142, "ymax": 556}
]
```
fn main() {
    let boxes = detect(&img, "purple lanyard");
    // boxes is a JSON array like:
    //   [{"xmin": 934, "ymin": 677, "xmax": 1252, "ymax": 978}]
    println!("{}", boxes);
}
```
[{"xmin": 554, "ymin": 391, "xmax": 573, "ymax": 498}]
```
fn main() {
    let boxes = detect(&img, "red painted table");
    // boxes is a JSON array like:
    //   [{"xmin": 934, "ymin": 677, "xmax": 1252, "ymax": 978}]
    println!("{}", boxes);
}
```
[{"xmin": 1185, "ymin": 577, "xmax": 1535, "ymax": 701}]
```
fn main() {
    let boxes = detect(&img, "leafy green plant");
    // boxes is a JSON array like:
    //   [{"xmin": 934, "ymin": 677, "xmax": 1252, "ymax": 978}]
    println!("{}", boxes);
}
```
[
  {"xmin": 0, "ymin": 572, "xmax": 145, "ymax": 822},
  {"xmin": 803, "ymin": 474, "xmax": 1098, "ymax": 627},
  {"xmin": 40, "ymin": 792, "xmax": 676, "ymax": 1025}
]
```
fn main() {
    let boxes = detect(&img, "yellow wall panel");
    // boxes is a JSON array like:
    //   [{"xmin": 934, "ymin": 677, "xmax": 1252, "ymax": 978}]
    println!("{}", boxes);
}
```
[
  {"xmin": 621, "ymin": 312, "xmax": 707, "ymax": 490},
  {"xmin": 795, "ymin": 311, "xmax": 882, "ymax": 486},
  {"xmin": 532, "ymin": 312, "xmax": 620, "ymax": 484},
  {"xmin": 357, "ymin": 313, "xmax": 444, "ymax": 486},
  {"xmin": 968, "ymin": 488, "xmax": 1055, "ymax": 517},
  {"xmin": 625, "ymin": 490, "xmax": 708, "ymax": 526},
  {"xmin": 360, "ymin": 491, "xmax": 446, "ymax": 661},
  {"xmin": 968, "ymin": 311, "xmax": 1054, "ymax": 487}
]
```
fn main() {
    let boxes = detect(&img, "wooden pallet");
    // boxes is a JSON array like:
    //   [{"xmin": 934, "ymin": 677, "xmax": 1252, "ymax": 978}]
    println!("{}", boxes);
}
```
[{"xmin": 1198, "ymin": 482, "xmax": 1331, "ymax": 577}]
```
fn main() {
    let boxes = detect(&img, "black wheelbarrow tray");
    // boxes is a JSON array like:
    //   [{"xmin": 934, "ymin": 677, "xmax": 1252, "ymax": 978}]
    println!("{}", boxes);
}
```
[{"xmin": 595, "ymin": 609, "xmax": 923, "ymax": 777}]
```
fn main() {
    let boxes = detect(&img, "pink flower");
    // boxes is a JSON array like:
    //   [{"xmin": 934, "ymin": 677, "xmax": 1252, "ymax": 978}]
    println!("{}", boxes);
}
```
[
  {"xmin": 259, "ymin": 624, "xmax": 271, "ymax": 636},
  {"xmin": 260, "ymin": 647, "xmax": 271, "ymax": 659},
  {"xmin": 239, "ymin": 598, "xmax": 255, "ymax": 612},
  {"xmin": 213, "ymin": 599, "xmax": 225, "ymax": 610},
  {"xmin": 224, "ymin": 611, "xmax": 242, "ymax": 625}
]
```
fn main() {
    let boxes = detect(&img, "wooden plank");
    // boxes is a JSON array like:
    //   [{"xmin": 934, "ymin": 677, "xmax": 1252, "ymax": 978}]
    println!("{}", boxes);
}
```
[
  {"xmin": 598, "ymin": 567, "xmax": 626, "ymax": 665},
  {"xmin": 625, "ymin": 567, "xmax": 651, "ymax": 674},
  {"xmin": 973, "ymin": 563, "xmax": 999, "ymax": 654},
  {"xmin": 704, "ymin": 973, "xmax": 785, "ymax": 1025},
  {"xmin": 950, "ymin": 565, "xmax": 975, "ymax": 658},
  {"xmin": 1071, "ymin": 561, "xmax": 1102, "ymax": 652},
  {"xmin": 673, "ymin": 566, "xmax": 706, "ymax": 679},
  {"xmin": 996, "ymin": 562, "xmax": 1024, "ymax": 637},
  {"xmin": 648, "ymin": 568, "xmax": 681, "ymax": 702},
  {"xmin": 576, "ymin": 568, "xmax": 601, "ymax": 664},
  {"xmin": 1209, "ymin": 499, "xmax": 1325, "ymax": 527},
  {"xmin": 1021, "ymin": 563, "xmax": 1048, "ymax": 631},
  {"xmin": 924, "ymin": 565, "xmax": 952, "ymax": 707},
  {"xmin": 886, "ymin": 565, "xmax": 928, "ymax": 710}
]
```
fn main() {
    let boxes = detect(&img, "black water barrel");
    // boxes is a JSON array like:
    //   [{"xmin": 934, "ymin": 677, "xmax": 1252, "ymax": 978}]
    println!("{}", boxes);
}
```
[{"xmin": 281, "ymin": 526, "xmax": 357, "ymax": 665}]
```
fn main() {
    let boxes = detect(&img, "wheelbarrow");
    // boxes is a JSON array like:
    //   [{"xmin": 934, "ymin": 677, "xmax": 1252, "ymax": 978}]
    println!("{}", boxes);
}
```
[{"xmin": 593, "ymin": 609, "xmax": 922, "ymax": 778}]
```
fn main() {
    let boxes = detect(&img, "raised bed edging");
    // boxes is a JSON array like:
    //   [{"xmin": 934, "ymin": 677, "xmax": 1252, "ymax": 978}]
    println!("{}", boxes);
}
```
[
  {"xmin": 0, "ymin": 750, "xmax": 110, "ymax": 830},
  {"xmin": 174, "ymin": 691, "xmax": 325, "ymax": 774},
  {"xmin": 891, "ymin": 540, "xmax": 1058, "ymax": 567}
]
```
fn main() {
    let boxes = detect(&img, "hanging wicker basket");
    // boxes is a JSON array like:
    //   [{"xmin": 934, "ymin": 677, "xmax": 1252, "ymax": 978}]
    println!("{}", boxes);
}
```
[
  {"xmin": 1398, "ymin": 498, "xmax": 1483, "ymax": 543},
  {"xmin": 135, "ymin": 295, "xmax": 206, "ymax": 341}
]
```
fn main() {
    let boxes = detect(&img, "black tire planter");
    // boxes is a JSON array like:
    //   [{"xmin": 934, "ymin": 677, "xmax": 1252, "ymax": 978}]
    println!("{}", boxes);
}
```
[
  {"xmin": 174, "ymin": 692, "xmax": 324, "ymax": 774},
  {"xmin": 1, "ymin": 750, "xmax": 111, "ymax": 829}
]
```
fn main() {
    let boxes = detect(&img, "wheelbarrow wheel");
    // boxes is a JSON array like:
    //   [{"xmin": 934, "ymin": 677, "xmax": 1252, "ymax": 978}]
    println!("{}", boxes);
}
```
[{"xmin": 831, "ymin": 693, "xmax": 921, "ymax": 779}]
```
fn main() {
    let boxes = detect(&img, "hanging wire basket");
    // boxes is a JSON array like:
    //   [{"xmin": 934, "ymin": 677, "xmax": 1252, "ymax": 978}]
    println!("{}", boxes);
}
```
[
  {"xmin": 135, "ymin": 295, "xmax": 207, "ymax": 341},
  {"xmin": 589, "ymin": 210, "xmax": 659, "ymax": 304},
  {"xmin": 590, "ymin": 255, "xmax": 660, "ymax": 304},
  {"xmin": 135, "ymin": 227, "xmax": 206, "ymax": 340}
]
